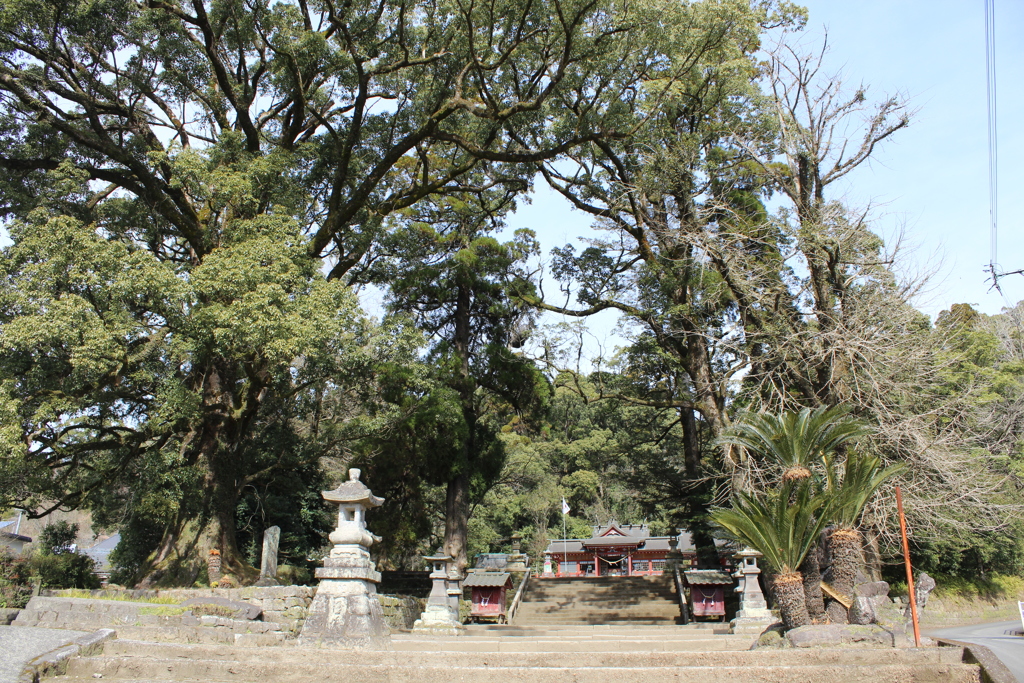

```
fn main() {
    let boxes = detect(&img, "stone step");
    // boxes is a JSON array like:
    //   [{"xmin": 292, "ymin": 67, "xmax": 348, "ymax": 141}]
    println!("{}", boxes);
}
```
[
  {"xmin": 58, "ymin": 655, "xmax": 981, "ymax": 683},
  {"xmin": 462, "ymin": 624, "xmax": 726, "ymax": 636},
  {"xmin": 95, "ymin": 639, "xmax": 968, "ymax": 667}
]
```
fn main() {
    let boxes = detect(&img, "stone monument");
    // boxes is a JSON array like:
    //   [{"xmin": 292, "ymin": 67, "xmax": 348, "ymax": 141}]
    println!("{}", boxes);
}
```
[
  {"xmin": 412, "ymin": 551, "xmax": 464, "ymax": 635},
  {"xmin": 255, "ymin": 525, "xmax": 281, "ymax": 586},
  {"xmin": 299, "ymin": 469, "xmax": 389, "ymax": 648},
  {"xmin": 730, "ymin": 548, "xmax": 776, "ymax": 635}
]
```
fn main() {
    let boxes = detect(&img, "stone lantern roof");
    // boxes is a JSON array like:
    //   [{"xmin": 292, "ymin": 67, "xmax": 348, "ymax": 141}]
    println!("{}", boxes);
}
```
[{"xmin": 322, "ymin": 469, "xmax": 384, "ymax": 507}]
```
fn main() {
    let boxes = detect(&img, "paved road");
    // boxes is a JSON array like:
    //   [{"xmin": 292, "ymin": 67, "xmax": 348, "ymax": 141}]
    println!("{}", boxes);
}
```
[
  {"xmin": 929, "ymin": 620, "xmax": 1024, "ymax": 683},
  {"xmin": 0, "ymin": 625, "xmax": 87, "ymax": 683}
]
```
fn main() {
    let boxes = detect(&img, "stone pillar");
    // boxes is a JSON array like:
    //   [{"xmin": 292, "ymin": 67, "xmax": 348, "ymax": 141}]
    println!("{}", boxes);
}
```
[
  {"xmin": 300, "ymin": 469, "xmax": 389, "ymax": 649},
  {"xmin": 413, "ymin": 551, "xmax": 464, "ymax": 635},
  {"xmin": 256, "ymin": 526, "xmax": 281, "ymax": 586},
  {"xmin": 730, "ymin": 548, "xmax": 776, "ymax": 635}
]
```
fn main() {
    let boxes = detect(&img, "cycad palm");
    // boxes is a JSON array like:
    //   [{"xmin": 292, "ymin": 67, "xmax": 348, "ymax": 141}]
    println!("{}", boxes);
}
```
[
  {"xmin": 823, "ymin": 453, "xmax": 906, "ymax": 614},
  {"xmin": 719, "ymin": 405, "xmax": 871, "ymax": 482},
  {"xmin": 711, "ymin": 480, "xmax": 833, "ymax": 629}
]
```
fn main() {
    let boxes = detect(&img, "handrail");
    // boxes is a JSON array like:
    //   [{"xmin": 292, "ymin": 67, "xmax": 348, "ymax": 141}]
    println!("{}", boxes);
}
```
[
  {"xmin": 673, "ymin": 565, "xmax": 690, "ymax": 625},
  {"xmin": 507, "ymin": 567, "xmax": 532, "ymax": 625}
]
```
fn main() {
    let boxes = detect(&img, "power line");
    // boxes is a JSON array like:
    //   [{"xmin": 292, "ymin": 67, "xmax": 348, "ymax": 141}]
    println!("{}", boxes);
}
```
[{"xmin": 985, "ymin": 0, "xmax": 998, "ymax": 272}]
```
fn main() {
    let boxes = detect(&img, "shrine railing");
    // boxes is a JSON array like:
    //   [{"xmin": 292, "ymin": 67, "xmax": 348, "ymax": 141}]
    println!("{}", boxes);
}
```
[
  {"xmin": 507, "ymin": 567, "xmax": 532, "ymax": 625},
  {"xmin": 673, "ymin": 565, "xmax": 690, "ymax": 625}
]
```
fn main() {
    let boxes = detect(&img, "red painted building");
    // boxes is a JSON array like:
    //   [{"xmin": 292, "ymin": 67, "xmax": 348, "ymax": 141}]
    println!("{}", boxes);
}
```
[{"xmin": 543, "ymin": 521, "xmax": 727, "ymax": 577}]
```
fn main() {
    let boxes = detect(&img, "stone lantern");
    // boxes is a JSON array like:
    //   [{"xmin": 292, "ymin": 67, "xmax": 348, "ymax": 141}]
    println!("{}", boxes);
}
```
[
  {"xmin": 730, "ymin": 548, "xmax": 775, "ymax": 634},
  {"xmin": 506, "ymin": 532, "xmax": 527, "ymax": 572},
  {"xmin": 665, "ymin": 530, "xmax": 684, "ymax": 570},
  {"xmin": 413, "ymin": 550, "xmax": 464, "ymax": 634},
  {"xmin": 542, "ymin": 550, "xmax": 554, "ymax": 577},
  {"xmin": 299, "ymin": 468, "xmax": 389, "ymax": 648}
]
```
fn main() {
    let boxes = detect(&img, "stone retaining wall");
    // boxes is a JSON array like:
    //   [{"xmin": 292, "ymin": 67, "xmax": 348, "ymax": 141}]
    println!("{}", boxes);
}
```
[
  {"xmin": 378, "ymin": 594, "xmax": 425, "ymax": 631},
  {"xmin": 46, "ymin": 586, "xmax": 424, "ymax": 635},
  {"xmin": 49, "ymin": 586, "xmax": 314, "ymax": 634}
]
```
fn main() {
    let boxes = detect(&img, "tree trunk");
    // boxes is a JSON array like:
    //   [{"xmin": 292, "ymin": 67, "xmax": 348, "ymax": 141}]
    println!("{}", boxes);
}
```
[
  {"xmin": 800, "ymin": 545, "xmax": 826, "ymax": 621},
  {"xmin": 443, "ymin": 278, "xmax": 474, "ymax": 576},
  {"xmin": 137, "ymin": 464, "xmax": 256, "ymax": 587},
  {"xmin": 862, "ymin": 528, "xmax": 883, "ymax": 581},
  {"xmin": 771, "ymin": 572, "xmax": 810, "ymax": 631},
  {"xmin": 136, "ymin": 361, "xmax": 263, "ymax": 587},
  {"xmin": 443, "ymin": 472, "xmax": 471, "ymax": 575},
  {"xmin": 826, "ymin": 527, "xmax": 863, "ymax": 624}
]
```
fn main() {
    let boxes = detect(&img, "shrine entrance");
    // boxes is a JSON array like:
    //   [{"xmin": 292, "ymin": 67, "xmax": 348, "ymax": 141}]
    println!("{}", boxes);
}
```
[{"xmin": 598, "ymin": 553, "xmax": 629, "ymax": 576}]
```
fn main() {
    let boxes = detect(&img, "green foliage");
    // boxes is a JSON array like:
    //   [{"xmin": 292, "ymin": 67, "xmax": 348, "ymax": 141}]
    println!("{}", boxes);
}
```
[
  {"xmin": 718, "ymin": 406, "xmax": 872, "ymax": 481},
  {"xmin": 0, "ymin": 547, "xmax": 32, "ymax": 608},
  {"xmin": 38, "ymin": 521, "xmax": 78, "ymax": 555},
  {"xmin": 711, "ymin": 480, "xmax": 832, "ymax": 575},
  {"xmin": 29, "ymin": 551, "xmax": 100, "ymax": 590},
  {"xmin": 825, "ymin": 453, "xmax": 905, "ymax": 530}
]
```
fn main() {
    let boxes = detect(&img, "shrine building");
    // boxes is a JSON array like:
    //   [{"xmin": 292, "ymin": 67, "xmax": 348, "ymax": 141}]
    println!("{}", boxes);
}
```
[{"xmin": 543, "ymin": 520, "xmax": 725, "ymax": 577}]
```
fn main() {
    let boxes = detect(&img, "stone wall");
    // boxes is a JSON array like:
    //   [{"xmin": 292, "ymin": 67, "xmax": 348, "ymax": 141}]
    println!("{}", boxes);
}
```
[
  {"xmin": 49, "ymin": 586, "xmax": 314, "ymax": 634},
  {"xmin": 49, "ymin": 586, "xmax": 426, "ymax": 634},
  {"xmin": 378, "ymin": 594, "xmax": 425, "ymax": 631}
]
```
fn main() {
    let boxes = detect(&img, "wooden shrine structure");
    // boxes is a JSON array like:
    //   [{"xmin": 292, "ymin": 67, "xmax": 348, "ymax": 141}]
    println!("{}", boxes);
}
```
[{"xmin": 542, "ymin": 521, "xmax": 728, "ymax": 578}]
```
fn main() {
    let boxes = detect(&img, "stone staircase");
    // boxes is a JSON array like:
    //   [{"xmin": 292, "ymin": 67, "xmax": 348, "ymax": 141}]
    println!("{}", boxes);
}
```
[
  {"xmin": 49, "ymin": 625, "xmax": 982, "ymax": 682},
  {"xmin": 514, "ymin": 575, "xmax": 685, "ymax": 625}
]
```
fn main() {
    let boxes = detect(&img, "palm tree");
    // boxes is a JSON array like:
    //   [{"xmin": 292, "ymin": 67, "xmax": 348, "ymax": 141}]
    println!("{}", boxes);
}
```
[
  {"xmin": 718, "ymin": 405, "xmax": 871, "ymax": 482},
  {"xmin": 711, "ymin": 480, "xmax": 833, "ymax": 630},
  {"xmin": 822, "ymin": 453, "xmax": 906, "ymax": 621},
  {"xmin": 718, "ymin": 405, "xmax": 871, "ymax": 619}
]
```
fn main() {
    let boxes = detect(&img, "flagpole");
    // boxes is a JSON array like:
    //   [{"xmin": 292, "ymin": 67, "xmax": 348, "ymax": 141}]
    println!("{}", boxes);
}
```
[
  {"xmin": 562, "ymin": 509, "xmax": 567, "ymax": 577},
  {"xmin": 561, "ymin": 497, "xmax": 568, "ymax": 577}
]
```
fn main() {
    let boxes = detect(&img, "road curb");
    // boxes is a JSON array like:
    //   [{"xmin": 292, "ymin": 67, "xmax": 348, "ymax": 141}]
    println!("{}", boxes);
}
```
[
  {"xmin": 935, "ymin": 637, "xmax": 1017, "ymax": 683},
  {"xmin": 17, "ymin": 628, "xmax": 116, "ymax": 683}
]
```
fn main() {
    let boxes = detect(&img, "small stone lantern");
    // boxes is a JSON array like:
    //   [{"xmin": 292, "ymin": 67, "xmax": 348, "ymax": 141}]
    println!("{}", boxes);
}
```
[
  {"xmin": 665, "ymin": 531, "xmax": 684, "ymax": 570},
  {"xmin": 506, "ymin": 532, "xmax": 527, "ymax": 572},
  {"xmin": 413, "ymin": 550, "xmax": 464, "ymax": 634},
  {"xmin": 299, "ymin": 469, "xmax": 389, "ymax": 648},
  {"xmin": 730, "ymin": 548, "xmax": 775, "ymax": 634},
  {"xmin": 542, "ymin": 550, "xmax": 554, "ymax": 577}
]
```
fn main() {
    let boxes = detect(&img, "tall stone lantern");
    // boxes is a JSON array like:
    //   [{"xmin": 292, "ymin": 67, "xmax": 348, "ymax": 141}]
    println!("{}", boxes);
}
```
[
  {"xmin": 730, "ymin": 547, "xmax": 775, "ymax": 635},
  {"xmin": 299, "ymin": 468, "xmax": 389, "ymax": 648},
  {"xmin": 412, "ymin": 550, "xmax": 464, "ymax": 635}
]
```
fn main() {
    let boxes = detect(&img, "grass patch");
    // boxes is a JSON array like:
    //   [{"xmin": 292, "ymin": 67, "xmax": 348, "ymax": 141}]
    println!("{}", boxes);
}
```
[
  {"xmin": 190, "ymin": 604, "xmax": 237, "ymax": 618},
  {"xmin": 58, "ymin": 589, "xmax": 181, "ymax": 605},
  {"xmin": 891, "ymin": 573, "xmax": 1024, "ymax": 603},
  {"xmin": 138, "ymin": 606, "xmax": 187, "ymax": 616}
]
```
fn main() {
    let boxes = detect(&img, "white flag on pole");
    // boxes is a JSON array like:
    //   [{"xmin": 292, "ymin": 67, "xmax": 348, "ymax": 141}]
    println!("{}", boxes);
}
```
[{"xmin": 561, "ymin": 498, "xmax": 570, "ymax": 515}]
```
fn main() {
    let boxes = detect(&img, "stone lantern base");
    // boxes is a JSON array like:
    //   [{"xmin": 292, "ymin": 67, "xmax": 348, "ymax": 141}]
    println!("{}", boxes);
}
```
[
  {"xmin": 299, "ymin": 556, "xmax": 390, "ymax": 648},
  {"xmin": 412, "ymin": 603, "xmax": 464, "ymax": 635}
]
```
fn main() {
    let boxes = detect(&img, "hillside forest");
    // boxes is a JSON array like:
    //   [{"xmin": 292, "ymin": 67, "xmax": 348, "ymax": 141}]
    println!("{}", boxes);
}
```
[{"xmin": 0, "ymin": 0, "xmax": 1022, "ymax": 589}]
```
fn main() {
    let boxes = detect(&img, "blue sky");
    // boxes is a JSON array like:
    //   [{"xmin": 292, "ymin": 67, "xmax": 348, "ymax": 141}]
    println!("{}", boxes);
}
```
[{"xmin": 507, "ymin": 0, "xmax": 1024, "ymax": 323}]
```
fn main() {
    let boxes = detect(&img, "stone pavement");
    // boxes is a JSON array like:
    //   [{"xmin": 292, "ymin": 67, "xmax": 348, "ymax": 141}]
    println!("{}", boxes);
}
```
[{"xmin": 0, "ymin": 625, "xmax": 86, "ymax": 683}]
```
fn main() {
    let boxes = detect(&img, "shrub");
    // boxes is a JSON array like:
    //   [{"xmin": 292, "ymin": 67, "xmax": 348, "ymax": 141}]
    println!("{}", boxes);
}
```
[
  {"xmin": 38, "ymin": 521, "xmax": 78, "ymax": 555},
  {"xmin": 0, "ymin": 547, "xmax": 33, "ymax": 608},
  {"xmin": 30, "ymin": 552, "xmax": 100, "ymax": 590}
]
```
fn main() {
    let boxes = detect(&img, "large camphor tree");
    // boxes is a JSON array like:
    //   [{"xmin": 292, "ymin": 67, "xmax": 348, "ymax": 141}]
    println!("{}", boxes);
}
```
[{"xmin": 0, "ymin": 0, "xmax": 667, "ymax": 583}]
